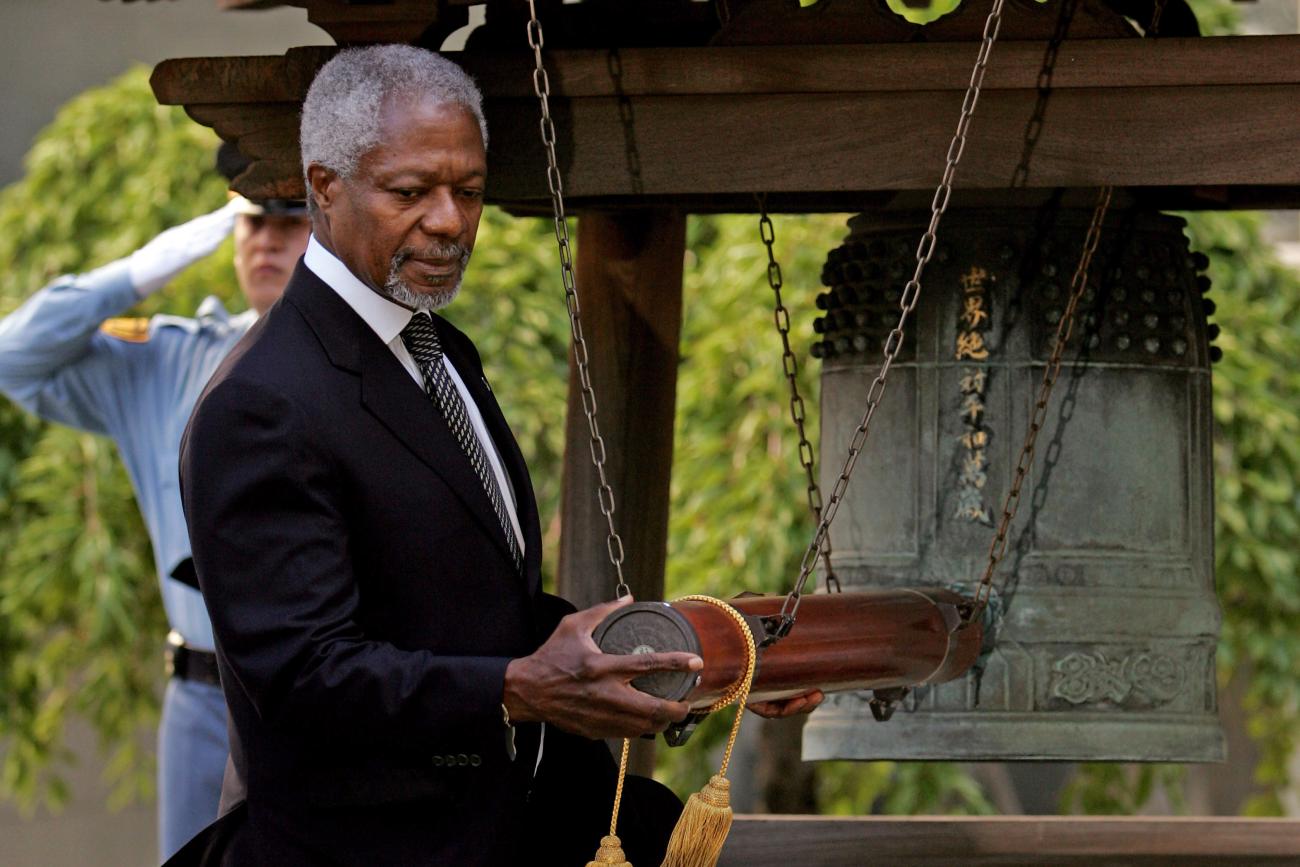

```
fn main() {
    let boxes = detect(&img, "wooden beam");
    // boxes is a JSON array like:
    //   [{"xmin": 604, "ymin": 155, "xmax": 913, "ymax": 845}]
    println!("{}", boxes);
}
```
[
  {"xmin": 152, "ymin": 38, "xmax": 1300, "ymax": 104},
  {"xmin": 484, "ymin": 83, "xmax": 1300, "ymax": 199},
  {"xmin": 556, "ymin": 210, "xmax": 686, "ymax": 775},
  {"xmin": 719, "ymin": 816, "xmax": 1300, "ymax": 866},
  {"xmin": 464, "ymin": 37, "xmax": 1300, "ymax": 97},
  {"xmin": 474, "ymin": 37, "xmax": 1300, "ymax": 204},
  {"xmin": 149, "ymin": 36, "xmax": 1300, "ymax": 208}
]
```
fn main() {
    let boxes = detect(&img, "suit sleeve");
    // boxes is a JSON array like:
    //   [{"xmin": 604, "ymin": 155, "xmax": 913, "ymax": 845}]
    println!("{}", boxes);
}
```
[
  {"xmin": 181, "ymin": 375, "xmax": 511, "ymax": 745},
  {"xmin": 0, "ymin": 260, "xmax": 152, "ymax": 435}
]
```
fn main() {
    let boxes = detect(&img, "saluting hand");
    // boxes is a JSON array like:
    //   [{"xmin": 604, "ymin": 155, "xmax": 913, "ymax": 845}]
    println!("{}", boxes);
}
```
[
  {"xmin": 503, "ymin": 595, "xmax": 702, "ymax": 740},
  {"xmin": 128, "ymin": 198, "xmax": 242, "ymax": 297}
]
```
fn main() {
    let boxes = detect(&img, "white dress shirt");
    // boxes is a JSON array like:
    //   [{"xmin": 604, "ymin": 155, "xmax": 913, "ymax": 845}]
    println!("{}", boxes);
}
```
[{"xmin": 304, "ymin": 236, "xmax": 525, "ymax": 556}]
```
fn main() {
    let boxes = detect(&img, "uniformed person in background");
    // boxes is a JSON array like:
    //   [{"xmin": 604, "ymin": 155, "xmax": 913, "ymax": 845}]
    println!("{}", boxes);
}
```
[{"xmin": 0, "ymin": 144, "xmax": 310, "ymax": 860}]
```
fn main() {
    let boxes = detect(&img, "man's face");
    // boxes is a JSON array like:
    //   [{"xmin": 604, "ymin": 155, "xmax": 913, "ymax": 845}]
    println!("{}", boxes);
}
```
[
  {"xmin": 233, "ymin": 213, "xmax": 311, "ymax": 314},
  {"xmin": 309, "ymin": 98, "xmax": 486, "ymax": 309}
]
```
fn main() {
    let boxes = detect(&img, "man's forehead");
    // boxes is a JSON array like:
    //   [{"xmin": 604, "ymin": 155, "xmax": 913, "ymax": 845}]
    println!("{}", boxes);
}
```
[
  {"xmin": 377, "ymin": 94, "xmax": 478, "ymax": 134},
  {"xmin": 365, "ymin": 144, "xmax": 485, "ymax": 177},
  {"xmin": 359, "ymin": 99, "xmax": 486, "ymax": 174}
]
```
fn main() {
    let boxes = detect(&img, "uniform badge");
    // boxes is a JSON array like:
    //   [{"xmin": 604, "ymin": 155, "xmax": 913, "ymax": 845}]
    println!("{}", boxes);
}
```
[{"xmin": 100, "ymin": 317, "xmax": 151, "ymax": 343}]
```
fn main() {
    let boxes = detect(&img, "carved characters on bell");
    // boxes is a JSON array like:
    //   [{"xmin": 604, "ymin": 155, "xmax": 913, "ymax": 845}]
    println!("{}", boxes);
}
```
[{"xmin": 954, "ymin": 265, "xmax": 994, "ymax": 525}]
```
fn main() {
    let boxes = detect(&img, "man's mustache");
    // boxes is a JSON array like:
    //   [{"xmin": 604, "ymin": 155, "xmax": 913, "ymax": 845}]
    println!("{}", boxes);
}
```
[{"xmin": 391, "ymin": 242, "xmax": 470, "ymax": 270}]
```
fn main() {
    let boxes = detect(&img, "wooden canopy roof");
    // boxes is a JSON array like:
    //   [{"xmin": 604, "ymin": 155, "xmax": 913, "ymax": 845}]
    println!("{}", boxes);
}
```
[{"xmin": 142, "ymin": 0, "xmax": 1300, "ymax": 212}]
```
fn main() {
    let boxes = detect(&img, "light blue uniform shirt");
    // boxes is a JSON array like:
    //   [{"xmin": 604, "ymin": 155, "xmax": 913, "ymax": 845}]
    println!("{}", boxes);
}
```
[{"xmin": 0, "ymin": 259, "xmax": 256, "ymax": 651}]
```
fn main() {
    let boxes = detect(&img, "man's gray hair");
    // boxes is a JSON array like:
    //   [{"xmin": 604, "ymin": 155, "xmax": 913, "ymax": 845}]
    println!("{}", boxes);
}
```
[{"xmin": 300, "ymin": 45, "xmax": 488, "ymax": 183}]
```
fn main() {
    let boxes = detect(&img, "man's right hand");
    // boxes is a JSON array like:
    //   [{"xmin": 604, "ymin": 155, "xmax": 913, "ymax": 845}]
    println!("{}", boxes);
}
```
[{"xmin": 503, "ymin": 595, "xmax": 701, "ymax": 740}]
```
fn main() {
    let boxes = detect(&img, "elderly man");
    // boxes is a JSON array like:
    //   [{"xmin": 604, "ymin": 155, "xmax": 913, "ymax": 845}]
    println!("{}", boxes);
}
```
[
  {"xmin": 0, "ymin": 147, "xmax": 310, "ymax": 859},
  {"xmin": 177, "ymin": 45, "xmax": 704, "ymax": 867}
]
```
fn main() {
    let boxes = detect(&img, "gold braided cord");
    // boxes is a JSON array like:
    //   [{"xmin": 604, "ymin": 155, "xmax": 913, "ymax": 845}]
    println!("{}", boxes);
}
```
[
  {"xmin": 609, "ymin": 738, "xmax": 631, "ymax": 836},
  {"xmin": 673, "ymin": 595, "xmax": 758, "ymax": 775}
]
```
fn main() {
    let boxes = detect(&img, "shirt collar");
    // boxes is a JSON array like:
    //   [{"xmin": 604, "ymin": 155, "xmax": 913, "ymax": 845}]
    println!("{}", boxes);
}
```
[{"xmin": 304, "ymin": 234, "xmax": 413, "ymax": 346}]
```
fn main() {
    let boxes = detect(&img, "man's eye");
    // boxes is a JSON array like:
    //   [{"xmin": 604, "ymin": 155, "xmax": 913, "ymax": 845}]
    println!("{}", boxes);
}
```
[
  {"xmin": 393, "ymin": 189, "xmax": 419, "ymax": 200},
  {"xmin": 459, "ymin": 188, "xmax": 484, "ymax": 201}
]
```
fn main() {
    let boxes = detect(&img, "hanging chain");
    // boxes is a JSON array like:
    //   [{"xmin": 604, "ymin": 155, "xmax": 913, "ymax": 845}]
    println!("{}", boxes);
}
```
[
  {"xmin": 526, "ymin": 0, "xmax": 629, "ymax": 598},
  {"xmin": 968, "ymin": 186, "xmax": 1113, "ymax": 618},
  {"xmin": 969, "ymin": 0, "xmax": 1159, "ymax": 621},
  {"xmin": 770, "ymin": 0, "xmax": 1010, "ymax": 638},
  {"xmin": 757, "ymin": 198, "xmax": 840, "ymax": 593}
]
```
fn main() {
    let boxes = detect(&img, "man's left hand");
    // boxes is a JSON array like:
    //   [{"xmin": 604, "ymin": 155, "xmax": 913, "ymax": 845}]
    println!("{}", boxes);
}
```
[{"xmin": 746, "ymin": 689, "xmax": 824, "ymax": 719}]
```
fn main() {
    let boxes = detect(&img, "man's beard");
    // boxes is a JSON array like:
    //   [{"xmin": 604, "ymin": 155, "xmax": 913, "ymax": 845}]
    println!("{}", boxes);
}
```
[{"xmin": 383, "ymin": 241, "xmax": 470, "ymax": 312}]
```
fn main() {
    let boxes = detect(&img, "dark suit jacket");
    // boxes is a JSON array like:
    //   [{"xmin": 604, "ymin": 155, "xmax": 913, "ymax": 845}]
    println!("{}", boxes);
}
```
[{"xmin": 178, "ymin": 263, "xmax": 677, "ymax": 866}]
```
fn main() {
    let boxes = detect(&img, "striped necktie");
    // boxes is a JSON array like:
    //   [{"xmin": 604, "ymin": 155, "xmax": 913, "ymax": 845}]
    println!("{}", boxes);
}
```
[{"xmin": 400, "ymin": 314, "xmax": 522, "ymax": 573}]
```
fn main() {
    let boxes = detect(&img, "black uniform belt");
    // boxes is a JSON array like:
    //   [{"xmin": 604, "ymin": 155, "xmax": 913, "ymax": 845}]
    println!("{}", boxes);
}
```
[{"xmin": 166, "ymin": 631, "xmax": 221, "ymax": 687}]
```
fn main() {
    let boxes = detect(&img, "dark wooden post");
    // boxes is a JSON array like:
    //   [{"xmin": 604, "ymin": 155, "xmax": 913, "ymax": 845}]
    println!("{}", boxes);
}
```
[{"xmin": 558, "ymin": 209, "xmax": 687, "ymax": 775}]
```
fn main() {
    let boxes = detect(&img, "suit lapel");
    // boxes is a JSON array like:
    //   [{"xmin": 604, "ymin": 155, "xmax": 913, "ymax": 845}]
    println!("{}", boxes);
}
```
[{"xmin": 287, "ymin": 266, "xmax": 518, "ymax": 571}]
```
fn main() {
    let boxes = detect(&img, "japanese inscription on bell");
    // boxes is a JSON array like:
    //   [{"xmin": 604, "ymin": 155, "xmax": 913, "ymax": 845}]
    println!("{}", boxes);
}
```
[{"xmin": 955, "ymin": 266, "xmax": 993, "ymax": 525}]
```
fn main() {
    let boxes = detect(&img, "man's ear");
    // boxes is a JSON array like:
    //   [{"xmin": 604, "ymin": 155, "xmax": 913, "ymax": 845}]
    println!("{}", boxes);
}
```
[{"xmin": 306, "ymin": 163, "xmax": 340, "ymax": 213}]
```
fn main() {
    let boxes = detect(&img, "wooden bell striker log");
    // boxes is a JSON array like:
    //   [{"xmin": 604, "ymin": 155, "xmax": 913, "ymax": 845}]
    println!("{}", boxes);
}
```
[{"xmin": 594, "ymin": 590, "xmax": 983, "ymax": 711}]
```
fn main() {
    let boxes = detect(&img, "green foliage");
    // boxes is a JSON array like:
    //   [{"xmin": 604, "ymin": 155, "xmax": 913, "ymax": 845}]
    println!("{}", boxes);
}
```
[
  {"xmin": 882, "ymin": 0, "xmax": 963, "ymax": 26},
  {"xmin": 1185, "ymin": 0, "xmax": 1240, "ymax": 36},
  {"xmin": 670, "ymin": 213, "xmax": 839, "ymax": 601},
  {"xmin": 1190, "ymin": 212, "xmax": 1300, "ymax": 815},
  {"xmin": 0, "ymin": 66, "xmax": 232, "ymax": 812},
  {"xmin": 818, "ymin": 761, "xmax": 994, "ymax": 815},
  {"xmin": 1061, "ymin": 764, "xmax": 1188, "ymax": 815},
  {"xmin": 0, "ymin": 430, "xmax": 158, "ymax": 811},
  {"xmin": 0, "ymin": 68, "xmax": 238, "ymax": 318}
]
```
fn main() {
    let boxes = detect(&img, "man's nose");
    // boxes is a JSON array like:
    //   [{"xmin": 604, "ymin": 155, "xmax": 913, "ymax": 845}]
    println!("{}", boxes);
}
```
[{"xmin": 418, "ymin": 189, "xmax": 466, "ymax": 238}]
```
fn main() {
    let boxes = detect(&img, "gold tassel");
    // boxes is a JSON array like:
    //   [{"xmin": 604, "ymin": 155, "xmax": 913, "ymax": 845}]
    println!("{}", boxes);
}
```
[
  {"xmin": 660, "ymin": 774, "xmax": 733, "ymax": 867},
  {"xmin": 586, "ymin": 834, "xmax": 632, "ymax": 867},
  {"xmin": 658, "ymin": 596, "xmax": 758, "ymax": 867}
]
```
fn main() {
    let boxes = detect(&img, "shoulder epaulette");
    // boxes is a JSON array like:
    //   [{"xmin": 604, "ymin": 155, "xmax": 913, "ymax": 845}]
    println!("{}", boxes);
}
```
[{"xmin": 100, "ymin": 317, "xmax": 151, "ymax": 344}]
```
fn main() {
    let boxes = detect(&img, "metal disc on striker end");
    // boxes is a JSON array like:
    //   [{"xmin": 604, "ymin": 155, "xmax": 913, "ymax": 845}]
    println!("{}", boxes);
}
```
[{"xmin": 592, "ymin": 602, "xmax": 702, "ymax": 702}]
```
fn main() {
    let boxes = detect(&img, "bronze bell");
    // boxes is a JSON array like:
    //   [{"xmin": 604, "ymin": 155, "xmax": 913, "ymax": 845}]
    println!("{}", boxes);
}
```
[{"xmin": 802, "ymin": 205, "xmax": 1225, "ymax": 761}]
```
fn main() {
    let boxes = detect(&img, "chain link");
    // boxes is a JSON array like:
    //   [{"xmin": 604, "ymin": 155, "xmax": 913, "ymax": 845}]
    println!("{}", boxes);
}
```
[
  {"xmin": 757, "ymin": 198, "xmax": 840, "ymax": 593},
  {"xmin": 526, "ymin": 1, "xmax": 630, "ymax": 598},
  {"xmin": 774, "ymin": 0, "xmax": 1010, "ymax": 632}
]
